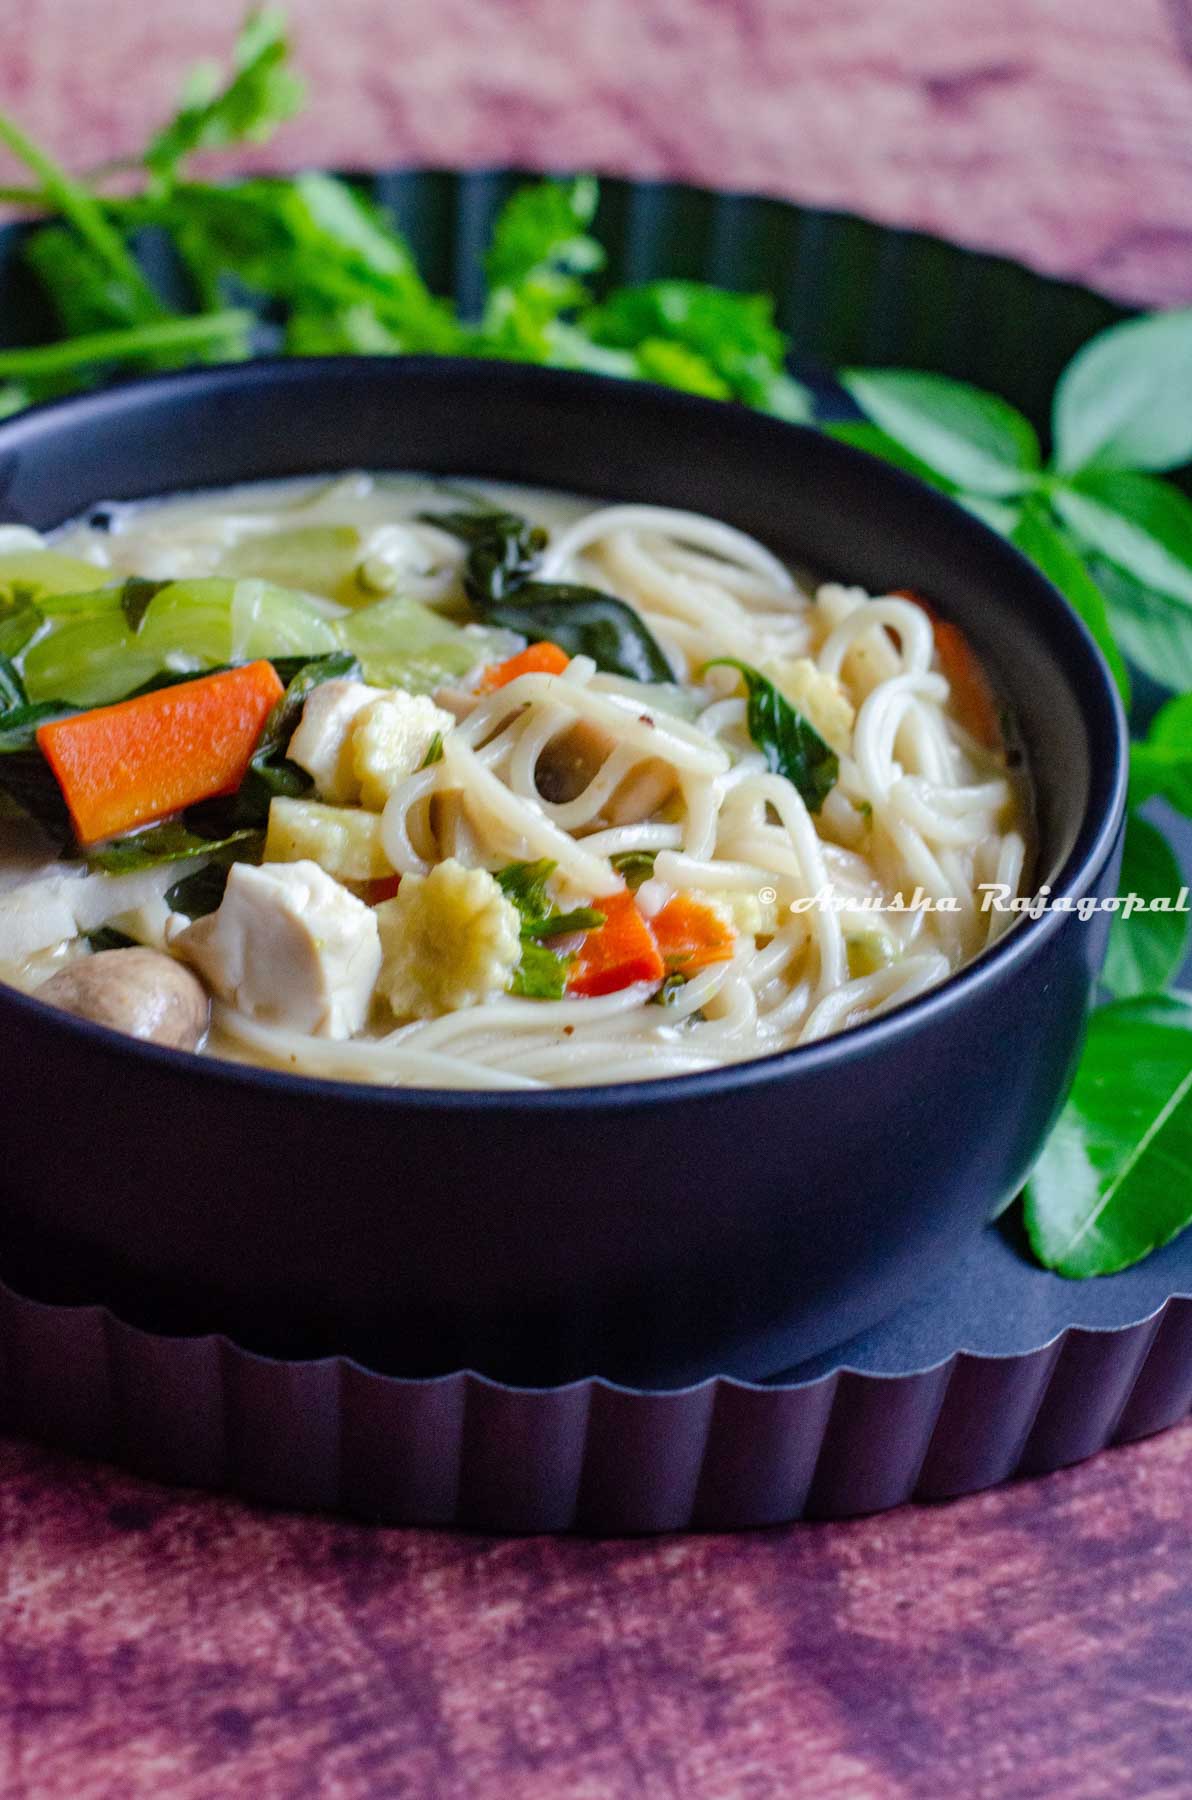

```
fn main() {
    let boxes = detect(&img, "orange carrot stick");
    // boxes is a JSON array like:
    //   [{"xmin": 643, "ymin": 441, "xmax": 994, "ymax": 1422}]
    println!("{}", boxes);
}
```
[
  {"xmin": 37, "ymin": 659, "xmax": 284, "ymax": 845},
  {"xmin": 567, "ymin": 890, "xmax": 665, "ymax": 997},
  {"xmin": 650, "ymin": 895, "xmax": 736, "ymax": 974},
  {"xmin": 479, "ymin": 641, "xmax": 569, "ymax": 692}
]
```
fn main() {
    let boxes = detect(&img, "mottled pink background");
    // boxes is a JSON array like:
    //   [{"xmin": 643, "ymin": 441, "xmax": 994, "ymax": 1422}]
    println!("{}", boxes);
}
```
[{"xmin": 2, "ymin": 3, "xmax": 1192, "ymax": 1795}]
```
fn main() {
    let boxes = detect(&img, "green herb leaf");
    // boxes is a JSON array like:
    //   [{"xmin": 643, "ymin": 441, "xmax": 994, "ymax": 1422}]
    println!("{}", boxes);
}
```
[
  {"xmin": 165, "ymin": 858, "xmax": 241, "ymax": 920},
  {"xmin": 144, "ymin": 8, "xmax": 304, "ymax": 187},
  {"xmin": 508, "ymin": 940, "xmax": 572, "ymax": 1000},
  {"xmin": 496, "ymin": 858, "xmax": 556, "ymax": 921},
  {"xmin": 1130, "ymin": 694, "xmax": 1192, "ymax": 815},
  {"xmin": 1010, "ymin": 503, "xmax": 1131, "ymax": 706},
  {"xmin": 88, "ymin": 818, "xmax": 258, "ymax": 875},
  {"xmin": 824, "ymin": 420, "xmax": 960, "ymax": 494},
  {"xmin": 704, "ymin": 658, "xmax": 839, "ymax": 811},
  {"xmin": 583, "ymin": 280, "xmax": 811, "ymax": 418},
  {"xmin": 0, "ymin": 697, "xmax": 78, "ymax": 840},
  {"xmin": 1052, "ymin": 470, "xmax": 1192, "ymax": 609},
  {"xmin": 86, "ymin": 926, "xmax": 139, "ymax": 953},
  {"xmin": 1086, "ymin": 557, "xmax": 1192, "ymax": 693},
  {"xmin": 840, "ymin": 369, "xmax": 1042, "ymax": 497},
  {"xmin": 1024, "ymin": 995, "xmax": 1192, "ymax": 1277},
  {"xmin": 531, "ymin": 906, "xmax": 606, "ymax": 940},
  {"xmin": 420, "ymin": 731, "xmax": 444, "ymax": 770},
  {"xmin": 1101, "ymin": 817, "xmax": 1191, "ymax": 999},
  {"xmin": 119, "ymin": 576, "xmax": 172, "ymax": 635},
  {"xmin": 1052, "ymin": 308, "xmax": 1192, "ymax": 475},
  {"xmin": 485, "ymin": 176, "xmax": 603, "ymax": 297},
  {"xmin": 609, "ymin": 849, "xmax": 658, "ymax": 890},
  {"xmin": 488, "ymin": 584, "xmax": 674, "ymax": 685},
  {"xmin": 426, "ymin": 508, "xmax": 674, "ymax": 683}
]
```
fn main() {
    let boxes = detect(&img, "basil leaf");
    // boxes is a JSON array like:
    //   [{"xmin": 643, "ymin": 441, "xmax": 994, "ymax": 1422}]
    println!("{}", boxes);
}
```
[
  {"xmin": 166, "ymin": 859, "xmax": 239, "ymax": 920},
  {"xmin": 610, "ymin": 849, "xmax": 658, "ymax": 890},
  {"xmin": 704, "ymin": 658, "xmax": 838, "ymax": 812},
  {"xmin": 1052, "ymin": 471, "xmax": 1192, "ymax": 609},
  {"xmin": 422, "ymin": 510, "xmax": 546, "ymax": 606},
  {"xmin": 0, "ymin": 697, "xmax": 78, "ymax": 840},
  {"xmin": 508, "ymin": 940, "xmax": 572, "ymax": 1000},
  {"xmin": 840, "ymin": 369, "xmax": 1041, "ymax": 497},
  {"xmin": 1010, "ymin": 504, "xmax": 1131, "ymax": 706},
  {"xmin": 1024, "ymin": 995, "xmax": 1192, "ymax": 1277},
  {"xmin": 1087, "ymin": 557, "xmax": 1192, "ymax": 693},
  {"xmin": 1053, "ymin": 308, "xmax": 1192, "ymax": 475},
  {"xmin": 118, "ymin": 575, "xmax": 171, "ymax": 634},
  {"xmin": 824, "ymin": 420, "xmax": 960, "ymax": 494},
  {"xmin": 425, "ymin": 508, "xmax": 673, "ymax": 683},
  {"xmin": 531, "ymin": 906, "xmax": 605, "ymax": 940},
  {"xmin": 87, "ymin": 819, "xmax": 258, "ymax": 875},
  {"xmin": 487, "ymin": 584, "xmax": 674, "ymax": 685},
  {"xmin": 1101, "ymin": 818, "xmax": 1191, "ymax": 999},
  {"xmin": 496, "ymin": 858, "xmax": 556, "ymax": 921},
  {"xmin": 1131, "ymin": 695, "xmax": 1192, "ymax": 815}
]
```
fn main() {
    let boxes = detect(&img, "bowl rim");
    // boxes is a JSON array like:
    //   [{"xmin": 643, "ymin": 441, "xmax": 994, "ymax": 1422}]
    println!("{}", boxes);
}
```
[{"xmin": 0, "ymin": 355, "xmax": 1129, "ymax": 1110}]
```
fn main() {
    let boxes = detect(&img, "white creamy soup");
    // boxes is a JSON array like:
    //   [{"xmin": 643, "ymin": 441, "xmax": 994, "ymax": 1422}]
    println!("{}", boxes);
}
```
[{"xmin": 0, "ymin": 473, "xmax": 1030, "ymax": 1088}]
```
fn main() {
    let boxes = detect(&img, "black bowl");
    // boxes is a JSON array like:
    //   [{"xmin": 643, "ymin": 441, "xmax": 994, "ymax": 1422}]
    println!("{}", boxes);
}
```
[{"xmin": 0, "ymin": 358, "xmax": 1127, "ymax": 1387}]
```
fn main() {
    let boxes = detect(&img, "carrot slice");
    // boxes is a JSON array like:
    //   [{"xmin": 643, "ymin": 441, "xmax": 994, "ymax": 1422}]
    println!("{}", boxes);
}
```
[
  {"xmin": 895, "ymin": 591, "xmax": 1002, "ymax": 750},
  {"xmin": 37, "ymin": 659, "xmax": 284, "ymax": 845},
  {"xmin": 650, "ymin": 895, "xmax": 736, "ymax": 974},
  {"xmin": 480, "ymin": 641, "xmax": 570, "ymax": 691},
  {"xmin": 567, "ymin": 890, "xmax": 665, "ymax": 997}
]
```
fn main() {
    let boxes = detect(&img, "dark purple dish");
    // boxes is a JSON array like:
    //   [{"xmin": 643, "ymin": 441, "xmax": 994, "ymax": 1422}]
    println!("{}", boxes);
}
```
[{"xmin": 0, "ymin": 358, "xmax": 1126, "ymax": 1386}]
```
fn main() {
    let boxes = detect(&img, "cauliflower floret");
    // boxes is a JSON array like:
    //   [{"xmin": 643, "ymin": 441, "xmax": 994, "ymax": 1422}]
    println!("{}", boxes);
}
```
[
  {"xmin": 169, "ymin": 861, "xmax": 381, "ymax": 1039},
  {"xmin": 288, "ymin": 679, "xmax": 387, "ymax": 803},
  {"xmin": 375, "ymin": 858, "xmax": 521, "ymax": 1020},
  {"xmin": 352, "ymin": 692, "xmax": 455, "ymax": 811},
  {"xmin": 691, "ymin": 886, "xmax": 778, "ymax": 939},
  {"xmin": 265, "ymin": 797, "xmax": 392, "ymax": 882},
  {"xmin": 766, "ymin": 658, "xmax": 855, "ymax": 752}
]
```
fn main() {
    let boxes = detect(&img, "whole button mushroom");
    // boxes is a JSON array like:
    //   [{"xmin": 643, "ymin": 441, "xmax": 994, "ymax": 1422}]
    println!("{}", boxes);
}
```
[{"xmin": 38, "ymin": 947, "xmax": 210, "ymax": 1051}]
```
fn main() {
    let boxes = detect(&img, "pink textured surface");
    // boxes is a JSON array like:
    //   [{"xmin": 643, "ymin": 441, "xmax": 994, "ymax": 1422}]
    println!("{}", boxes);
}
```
[
  {"xmin": 3, "ymin": 0, "xmax": 1192, "ymax": 305},
  {"xmin": 2, "ymin": 3, "xmax": 1192, "ymax": 1794}
]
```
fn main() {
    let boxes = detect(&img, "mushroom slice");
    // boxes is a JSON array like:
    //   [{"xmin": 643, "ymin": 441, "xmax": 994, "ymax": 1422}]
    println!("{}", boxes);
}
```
[{"xmin": 38, "ymin": 947, "xmax": 210, "ymax": 1050}]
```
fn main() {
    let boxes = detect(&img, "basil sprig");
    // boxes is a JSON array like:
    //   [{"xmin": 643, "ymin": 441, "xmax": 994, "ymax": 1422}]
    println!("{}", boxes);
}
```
[
  {"xmin": 703, "ymin": 658, "xmax": 838, "ymax": 812},
  {"xmin": 838, "ymin": 313, "xmax": 1192, "ymax": 1277},
  {"xmin": 424, "ymin": 508, "xmax": 674, "ymax": 684}
]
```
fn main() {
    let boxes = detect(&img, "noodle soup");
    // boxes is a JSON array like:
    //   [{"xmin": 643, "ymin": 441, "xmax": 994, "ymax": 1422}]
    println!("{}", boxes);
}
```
[{"xmin": 0, "ymin": 473, "xmax": 1030, "ymax": 1088}]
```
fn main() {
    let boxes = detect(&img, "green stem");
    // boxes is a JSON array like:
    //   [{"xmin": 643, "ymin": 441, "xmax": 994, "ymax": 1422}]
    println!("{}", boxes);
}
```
[
  {"xmin": 0, "ymin": 310, "xmax": 253, "ymax": 378},
  {"xmin": 0, "ymin": 111, "xmax": 160, "ymax": 313}
]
